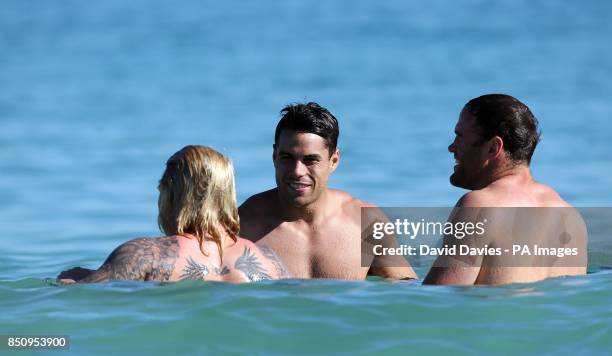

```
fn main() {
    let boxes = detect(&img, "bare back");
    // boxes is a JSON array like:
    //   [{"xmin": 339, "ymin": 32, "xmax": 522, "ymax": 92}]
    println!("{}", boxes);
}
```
[
  {"xmin": 425, "ymin": 174, "xmax": 587, "ymax": 285},
  {"xmin": 472, "ymin": 178, "xmax": 586, "ymax": 284},
  {"xmin": 172, "ymin": 235, "xmax": 289, "ymax": 282},
  {"xmin": 62, "ymin": 235, "xmax": 288, "ymax": 284}
]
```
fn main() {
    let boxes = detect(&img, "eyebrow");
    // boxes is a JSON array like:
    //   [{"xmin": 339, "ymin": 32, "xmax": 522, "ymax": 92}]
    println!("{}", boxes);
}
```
[
  {"xmin": 278, "ymin": 151, "xmax": 322, "ymax": 160},
  {"xmin": 278, "ymin": 150, "xmax": 294, "ymax": 157}
]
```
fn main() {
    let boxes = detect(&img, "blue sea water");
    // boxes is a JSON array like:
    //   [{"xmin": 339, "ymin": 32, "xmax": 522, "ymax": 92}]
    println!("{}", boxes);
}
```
[{"xmin": 0, "ymin": 0, "xmax": 611, "ymax": 354}]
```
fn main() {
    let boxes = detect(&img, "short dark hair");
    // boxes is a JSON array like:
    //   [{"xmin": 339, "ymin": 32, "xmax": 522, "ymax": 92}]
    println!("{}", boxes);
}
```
[
  {"xmin": 465, "ymin": 94, "xmax": 541, "ymax": 164},
  {"xmin": 274, "ymin": 102, "xmax": 339, "ymax": 155}
]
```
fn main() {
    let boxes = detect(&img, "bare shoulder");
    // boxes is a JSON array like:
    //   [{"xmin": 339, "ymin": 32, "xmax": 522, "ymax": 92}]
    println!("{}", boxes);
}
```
[
  {"xmin": 239, "ymin": 189, "xmax": 277, "ymax": 216},
  {"xmin": 469, "ymin": 177, "xmax": 572, "ymax": 208},
  {"xmin": 533, "ymin": 182, "xmax": 572, "ymax": 207},
  {"xmin": 120, "ymin": 236, "xmax": 179, "ymax": 255},
  {"xmin": 229, "ymin": 238, "xmax": 262, "ymax": 257},
  {"xmin": 238, "ymin": 189, "xmax": 278, "ymax": 241},
  {"xmin": 329, "ymin": 188, "xmax": 372, "ymax": 215},
  {"xmin": 335, "ymin": 189, "xmax": 388, "ymax": 226},
  {"xmin": 233, "ymin": 238, "xmax": 289, "ymax": 282},
  {"xmin": 102, "ymin": 237, "xmax": 160, "ymax": 266},
  {"xmin": 227, "ymin": 237, "xmax": 289, "ymax": 280},
  {"xmin": 456, "ymin": 190, "xmax": 498, "ymax": 208},
  {"xmin": 76, "ymin": 236, "xmax": 179, "ymax": 283}
]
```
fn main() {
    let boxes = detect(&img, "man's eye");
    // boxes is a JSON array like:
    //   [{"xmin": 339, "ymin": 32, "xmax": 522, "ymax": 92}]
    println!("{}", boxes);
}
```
[{"xmin": 304, "ymin": 159, "xmax": 318, "ymax": 165}]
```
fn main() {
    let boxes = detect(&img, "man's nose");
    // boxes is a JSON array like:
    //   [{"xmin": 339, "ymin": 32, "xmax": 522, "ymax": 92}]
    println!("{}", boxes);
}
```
[
  {"xmin": 448, "ymin": 140, "xmax": 456, "ymax": 153},
  {"xmin": 290, "ymin": 160, "xmax": 308, "ymax": 177}
]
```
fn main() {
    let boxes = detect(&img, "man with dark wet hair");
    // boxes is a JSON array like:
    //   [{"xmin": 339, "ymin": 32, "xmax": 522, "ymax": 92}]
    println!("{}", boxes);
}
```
[
  {"xmin": 424, "ymin": 94, "xmax": 587, "ymax": 285},
  {"xmin": 240, "ymin": 102, "xmax": 417, "ymax": 280},
  {"xmin": 449, "ymin": 94, "xmax": 541, "ymax": 190}
]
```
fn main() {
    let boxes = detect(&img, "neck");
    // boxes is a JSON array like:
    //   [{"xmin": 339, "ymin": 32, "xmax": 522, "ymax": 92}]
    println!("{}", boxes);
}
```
[
  {"xmin": 277, "ymin": 189, "xmax": 329, "ymax": 223},
  {"xmin": 180, "ymin": 229, "xmax": 230, "ymax": 245},
  {"xmin": 476, "ymin": 162, "xmax": 532, "ymax": 189}
]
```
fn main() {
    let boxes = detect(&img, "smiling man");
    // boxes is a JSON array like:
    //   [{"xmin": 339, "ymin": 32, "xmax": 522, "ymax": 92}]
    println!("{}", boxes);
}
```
[
  {"xmin": 424, "ymin": 94, "xmax": 587, "ymax": 285},
  {"xmin": 239, "ymin": 102, "xmax": 417, "ymax": 280}
]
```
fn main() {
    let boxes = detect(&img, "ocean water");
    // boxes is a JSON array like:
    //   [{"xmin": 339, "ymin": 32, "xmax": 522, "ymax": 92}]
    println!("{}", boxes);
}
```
[{"xmin": 1, "ymin": 0, "xmax": 611, "ymax": 354}]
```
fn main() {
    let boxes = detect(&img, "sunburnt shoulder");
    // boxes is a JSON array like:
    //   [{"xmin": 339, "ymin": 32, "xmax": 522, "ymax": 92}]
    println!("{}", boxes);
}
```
[
  {"xmin": 237, "ymin": 239, "xmax": 291, "ymax": 279},
  {"xmin": 458, "ymin": 181, "xmax": 571, "ymax": 208},
  {"xmin": 175, "ymin": 236, "xmax": 289, "ymax": 282}
]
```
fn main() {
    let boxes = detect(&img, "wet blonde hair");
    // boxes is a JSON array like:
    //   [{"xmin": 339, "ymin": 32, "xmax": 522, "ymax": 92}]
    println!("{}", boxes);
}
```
[{"xmin": 158, "ymin": 145, "xmax": 239, "ymax": 261}]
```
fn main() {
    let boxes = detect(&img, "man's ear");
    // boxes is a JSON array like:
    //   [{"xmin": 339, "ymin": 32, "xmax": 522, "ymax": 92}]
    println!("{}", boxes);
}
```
[
  {"xmin": 330, "ymin": 148, "xmax": 340, "ymax": 172},
  {"xmin": 487, "ymin": 136, "xmax": 504, "ymax": 159}
]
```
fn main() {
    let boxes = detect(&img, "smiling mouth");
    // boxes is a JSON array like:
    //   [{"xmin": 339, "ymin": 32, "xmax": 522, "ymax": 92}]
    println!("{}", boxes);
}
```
[{"xmin": 287, "ymin": 182, "xmax": 311, "ymax": 192}]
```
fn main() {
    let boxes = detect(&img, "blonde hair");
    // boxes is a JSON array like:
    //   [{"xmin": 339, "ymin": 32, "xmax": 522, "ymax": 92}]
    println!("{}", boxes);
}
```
[{"xmin": 158, "ymin": 145, "xmax": 239, "ymax": 261}]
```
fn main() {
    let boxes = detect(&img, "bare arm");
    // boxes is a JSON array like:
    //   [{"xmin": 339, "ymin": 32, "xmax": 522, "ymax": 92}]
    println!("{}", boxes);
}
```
[
  {"xmin": 423, "ymin": 194, "xmax": 490, "ymax": 285},
  {"xmin": 363, "ymin": 207, "xmax": 418, "ymax": 280},
  {"xmin": 58, "ymin": 237, "xmax": 179, "ymax": 283},
  {"xmin": 367, "ymin": 221, "xmax": 418, "ymax": 280},
  {"xmin": 57, "ymin": 267, "xmax": 96, "ymax": 282},
  {"xmin": 422, "ymin": 260, "xmax": 481, "ymax": 285},
  {"xmin": 367, "ymin": 234, "xmax": 418, "ymax": 280}
]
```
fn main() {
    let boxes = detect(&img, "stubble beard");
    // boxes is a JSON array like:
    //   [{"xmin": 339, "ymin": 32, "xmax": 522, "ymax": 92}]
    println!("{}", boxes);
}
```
[
  {"xmin": 450, "ymin": 165, "xmax": 474, "ymax": 190},
  {"xmin": 278, "ymin": 183, "xmax": 324, "ymax": 209}
]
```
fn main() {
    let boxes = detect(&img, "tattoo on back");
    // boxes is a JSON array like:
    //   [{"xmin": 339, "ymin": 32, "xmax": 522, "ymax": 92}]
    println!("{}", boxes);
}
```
[
  {"xmin": 75, "ymin": 238, "xmax": 279, "ymax": 284},
  {"xmin": 234, "ymin": 247, "xmax": 272, "ymax": 282},
  {"xmin": 180, "ymin": 257, "xmax": 230, "ymax": 281},
  {"xmin": 80, "ymin": 236, "xmax": 180, "ymax": 283},
  {"xmin": 259, "ymin": 245, "xmax": 291, "ymax": 278},
  {"xmin": 181, "ymin": 257, "xmax": 210, "ymax": 280}
]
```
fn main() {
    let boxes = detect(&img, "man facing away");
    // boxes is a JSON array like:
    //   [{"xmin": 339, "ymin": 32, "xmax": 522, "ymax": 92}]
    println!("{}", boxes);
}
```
[
  {"xmin": 58, "ymin": 145, "xmax": 287, "ymax": 284},
  {"xmin": 239, "ymin": 102, "xmax": 417, "ymax": 280},
  {"xmin": 424, "ymin": 94, "xmax": 587, "ymax": 285}
]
